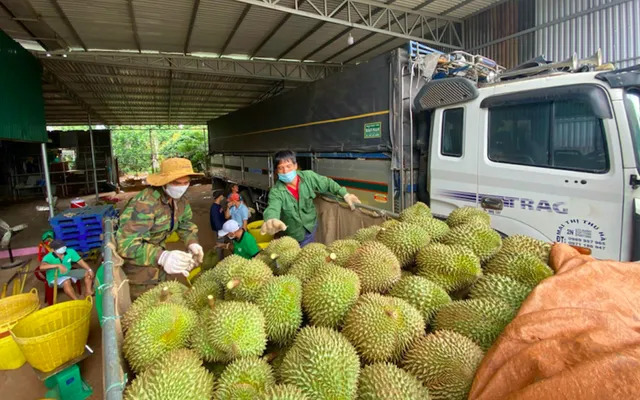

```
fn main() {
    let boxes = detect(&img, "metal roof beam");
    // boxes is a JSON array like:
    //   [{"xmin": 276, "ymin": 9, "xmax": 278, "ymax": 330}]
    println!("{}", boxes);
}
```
[
  {"xmin": 48, "ymin": 0, "xmax": 88, "ymax": 51},
  {"xmin": 249, "ymin": 0, "xmax": 308, "ymax": 58},
  {"xmin": 60, "ymin": 91, "xmax": 257, "ymax": 102},
  {"xmin": 233, "ymin": 0, "xmax": 462, "ymax": 51},
  {"xmin": 37, "ymin": 52, "xmax": 344, "ymax": 82},
  {"xmin": 127, "ymin": 0, "xmax": 142, "ymax": 52},
  {"xmin": 343, "ymin": 36, "xmax": 396, "ymax": 63},
  {"xmin": 53, "ymin": 72, "xmax": 298, "ymax": 89},
  {"xmin": 184, "ymin": 0, "xmax": 200, "ymax": 54},
  {"xmin": 277, "ymin": 20, "xmax": 325, "ymax": 60},
  {"xmin": 220, "ymin": 4, "xmax": 251, "ymax": 56},
  {"xmin": 42, "ymin": 68, "xmax": 114, "ymax": 125},
  {"xmin": 322, "ymin": 0, "xmax": 463, "ymax": 62},
  {"xmin": 302, "ymin": 0, "xmax": 395, "ymax": 61}
]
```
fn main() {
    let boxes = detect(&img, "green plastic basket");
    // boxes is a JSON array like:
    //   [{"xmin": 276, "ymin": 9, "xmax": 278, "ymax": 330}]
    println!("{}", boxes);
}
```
[{"xmin": 95, "ymin": 264, "xmax": 104, "ymax": 326}]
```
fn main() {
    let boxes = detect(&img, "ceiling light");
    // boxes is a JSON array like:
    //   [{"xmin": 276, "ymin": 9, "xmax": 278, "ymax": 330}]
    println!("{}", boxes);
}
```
[
  {"xmin": 46, "ymin": 53, "xmax": 51, "ymax": 57},
  {"xmin": 347, "ymin": 33, "xmax": 354, "ymax": 46},
  {"xmin": 62, "ymin": 54, "xmax": 67, "ymax": 58}
]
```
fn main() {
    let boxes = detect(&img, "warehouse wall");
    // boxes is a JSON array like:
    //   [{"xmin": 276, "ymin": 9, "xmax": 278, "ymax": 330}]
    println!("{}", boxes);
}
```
[
  {"xmin": 464, "ymin": 0, "xmax": 640, "ymax": 69},
  {"xmin": 0, "ymin": 30, "xmax": 46, "ymax": 143}
]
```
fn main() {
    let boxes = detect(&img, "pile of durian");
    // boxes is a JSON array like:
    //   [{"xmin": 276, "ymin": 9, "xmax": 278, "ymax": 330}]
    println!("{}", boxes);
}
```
[{"xmin": 121, "ymin": 203, "xmax": 554, "ymax": 400}]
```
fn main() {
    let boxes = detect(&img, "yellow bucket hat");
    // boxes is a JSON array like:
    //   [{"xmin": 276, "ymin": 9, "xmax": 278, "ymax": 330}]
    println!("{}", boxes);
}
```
[{"xmin": 146, "ymin": 158, "xmax": 204, "ymax": 187}]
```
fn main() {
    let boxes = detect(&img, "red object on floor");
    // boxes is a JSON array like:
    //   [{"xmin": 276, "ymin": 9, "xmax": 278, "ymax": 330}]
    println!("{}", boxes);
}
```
[
  {"xmin": 34, "ymin": 265, "xmax": 82, "ymax": 306},
  {"xmin": 70, "ymin": 198, "xmax": 87, "ymax": 208}
]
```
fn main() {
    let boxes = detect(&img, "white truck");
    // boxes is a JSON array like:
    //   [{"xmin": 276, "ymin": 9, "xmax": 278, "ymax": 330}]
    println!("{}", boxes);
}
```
[{"xmin": 207, "ymin": 43, "xmax": 640, "ymax": 261}]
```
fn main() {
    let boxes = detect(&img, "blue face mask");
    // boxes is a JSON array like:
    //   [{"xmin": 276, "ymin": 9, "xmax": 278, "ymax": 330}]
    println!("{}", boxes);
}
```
[{"xmin": 278, "ymin": 170, "xmax": 297, "ymax": 183}]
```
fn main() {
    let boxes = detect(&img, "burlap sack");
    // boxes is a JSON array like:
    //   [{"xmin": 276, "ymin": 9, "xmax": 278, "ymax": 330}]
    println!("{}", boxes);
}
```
[
  {"xmin": 469, "ymin": 243, "xmax": 640, "ymax": 400},
  {"xmin": 314, "ymin": 196, "xmax": 390, "ymax": 244}
]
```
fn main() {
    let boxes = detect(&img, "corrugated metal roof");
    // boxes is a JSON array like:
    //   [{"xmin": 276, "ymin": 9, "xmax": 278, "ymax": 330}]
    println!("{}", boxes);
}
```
[{"xmin": 0, "ymin": 0, "xmax": 496, "ymax": 125}]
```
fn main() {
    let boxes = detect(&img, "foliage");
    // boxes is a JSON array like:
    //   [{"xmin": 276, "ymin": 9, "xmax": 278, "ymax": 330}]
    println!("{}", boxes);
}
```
[{"xmin": 51, "ymin": 125, "xmax": 208, "ymax": 174}]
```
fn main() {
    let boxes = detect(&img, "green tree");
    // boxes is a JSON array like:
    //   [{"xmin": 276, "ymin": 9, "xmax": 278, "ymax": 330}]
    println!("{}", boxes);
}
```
[{"xmin": 48, "ymin": 125, "xmax": 209, "ymax": 175}]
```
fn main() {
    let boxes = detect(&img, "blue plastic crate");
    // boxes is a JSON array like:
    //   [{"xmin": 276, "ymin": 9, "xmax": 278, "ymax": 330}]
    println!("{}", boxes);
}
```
[
  {"xmin": 53, "ymin": 226, "xmax": 103, "ymax": 241},
  {"xmin": 67, "ymin": 239, "xmax": 103, "ymax": 254},
  {"xmin": 55, "ymin": 231, "xmax": 102, "ymax": 243},
  {"xmin": 50, "ymin": 205, "xmax": 117, "ymax": 229}
]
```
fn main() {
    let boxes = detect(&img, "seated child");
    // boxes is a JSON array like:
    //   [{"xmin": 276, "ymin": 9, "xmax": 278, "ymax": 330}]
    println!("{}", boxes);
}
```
[
  {"xmin": 40, "ymin": 239, "xmax": 94, "ymax": 300},
  {"xmin": 217, "ymin": 220, "xmax": 260, "ymax": 260}
]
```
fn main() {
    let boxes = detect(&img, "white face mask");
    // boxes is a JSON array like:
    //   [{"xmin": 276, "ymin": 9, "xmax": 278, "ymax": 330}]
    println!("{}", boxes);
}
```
[
  {"xmin": 55, "ymin": 246, "xmax": 67, "ymax": 255},
  {"xmin": 164, "ymin": 184, "xmax": 189, "ymax": 199}
]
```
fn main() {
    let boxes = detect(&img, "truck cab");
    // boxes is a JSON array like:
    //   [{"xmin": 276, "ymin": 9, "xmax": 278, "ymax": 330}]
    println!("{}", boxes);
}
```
[{"xmin": 426, "ymin": 67, "xmax": 640, "ymax": 261}]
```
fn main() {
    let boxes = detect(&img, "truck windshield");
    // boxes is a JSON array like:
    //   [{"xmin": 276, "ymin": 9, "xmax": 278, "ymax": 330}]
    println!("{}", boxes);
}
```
[{"xmin": 626, "ymin": 91, "xmax": 640, "ymax": 169}]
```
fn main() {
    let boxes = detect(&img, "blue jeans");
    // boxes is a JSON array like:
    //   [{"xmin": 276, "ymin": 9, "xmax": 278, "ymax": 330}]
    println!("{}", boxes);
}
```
[{"xmin": 298, "ymin": 224, "xmax": 317, "ymax": 247}]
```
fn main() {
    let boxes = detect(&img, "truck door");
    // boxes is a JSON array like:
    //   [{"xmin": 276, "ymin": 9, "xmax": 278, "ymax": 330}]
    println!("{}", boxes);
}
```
[
  {"xmin": 429, "ymin": 105, "xmax": 480, "ymax": 218},
  {"xmin": 477, "ymin": 85, "xmax": 624, "ymax": 260}
]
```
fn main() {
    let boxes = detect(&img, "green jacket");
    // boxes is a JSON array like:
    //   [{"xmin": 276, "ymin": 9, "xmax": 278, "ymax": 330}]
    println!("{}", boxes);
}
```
[
  {"xmin": 263, "ymin": 170, "xmax": 348, "ymax": 241},
  {"xmin": 116, "ymin": 187, "xmax": 199, "ymax": 266}
]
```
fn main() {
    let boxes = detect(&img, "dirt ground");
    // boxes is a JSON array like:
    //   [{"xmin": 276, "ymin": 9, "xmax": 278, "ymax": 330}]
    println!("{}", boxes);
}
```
[{"xmin": 0, "ymin": 184, "xmax": 217, "ymax": 400}]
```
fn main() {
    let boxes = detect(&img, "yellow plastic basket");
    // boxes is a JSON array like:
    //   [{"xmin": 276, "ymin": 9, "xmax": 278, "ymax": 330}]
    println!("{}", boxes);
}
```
[
  {"xmin": 258, "ymin": 242, "xmax": 269, "ymax": 250},
  {"xmin": 11, "ymin": 297, "xmax": 93, "ymax": 372},
  {"xmin": 247, "ymin": 220, "xmax": 273, "ymax": 243},
  {"xmin": 0, "ymin": 288, "xmax": 40, "ymax": 331},
  {"xmin": 0, "ymin": 330, "xmax": 26, "ymax": 370},
  {"xmin": 0, "ymin": 288, "xmax": 39, "ymax": 370}
]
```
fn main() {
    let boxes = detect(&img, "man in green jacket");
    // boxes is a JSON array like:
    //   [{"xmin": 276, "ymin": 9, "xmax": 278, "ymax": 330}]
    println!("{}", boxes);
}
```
[{"xmin": 261, "ymin": 150, "xmax": 361, "ymax": 245}]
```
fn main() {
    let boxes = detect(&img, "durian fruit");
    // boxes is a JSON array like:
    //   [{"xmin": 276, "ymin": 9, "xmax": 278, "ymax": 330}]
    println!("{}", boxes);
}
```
[
  {"xmin": 500, "ymin": 234, "xmax": 551, "ymax": 263},
  {"xmin": 205, "ymin": 361, "xmax": 228, "ymax": 381},
  {"xmin": 123, "ymin": 349, "xmax": 214, "ymax": 400},
  {"xmin": 262, "ymin": 342, "xmax": 291, "ymax": 377},
  {"xmin": 433, "ymin": 298, "xmax": 515, "ymax": 351},
  {"xmin": 342, "ymin": 293, "xmax": 425, "ymax": 363},
  {"xmin": 121, "ymin": 281, "xmax": 188, "ymax": 332},
  {"xmin": 440, "ymin": 223, "xmax": 502, "ymax": 262},
  {"xmin": 123, "ymin": 303, "xmax": 197, "ymax": 373},
  {"xmin": 204, "ymin": 300, "xmax": 267, "ymax": 361},
  {"xmin": 485, "ymin": 250, "xmax": 553, "ymax": 289},
  {"xmin": 190, "ymin": 301, "xmax": 228, "ymax": 363},
  {"xmin": 260, "ymin": 237, "xmax": 301, "ymax": 275},
  {"xmin": 357, "ymin": 362, "xmax": 430, "ymax": 400},
  {"xmin": 376, "ymin": 222, "xmax": 430, "ymax": 267},
  {"xmin": 399, "ymin": 202, "xmax": 433, "ymax": 225},
  {"xmin": 352, "ymin": 225, "xmax": 382, "ymax": 243},
  {"xmin": 414, "ymin": 218, "xmax": 450, "ymax": 242},
  {"xmin": 469, "ymin": 274, "xmax": 532, "ymax": 310},
  {"xmin": 415, "ymin": 243, "xmax": 482, "ymax": 292},
  {"xmin": 214, "ymin": 357, "xmax": 275, "ymax": 400},
  {"xmin": 185, "ymin": 278, "xmax": 223, "ymax": 311},
  {"xmin": 346, "ymin": 241, "xmax": 401, "ymax": 293},
  {"xmin": 256, "ymin": 275, "xmax": 303, "ymax": 345},
  {"xmin": 389, "ymin": 276, "xmax": 452, "ymax": 324},
  {"xmin": 402, "ymin": 330, "xmax": 484, "ymax": 400},
  {"xmin": 263, "ymin": 384, "xmax": 309, "ymax": 400},
  {"xmin": 302, "ymin": 265, "xmax": 360, "ymax": 329},
  {"xmin": 381, "ymin": 219, "xmax": 399, "ymax": 229},
  {"xmin": 223, "ymin": 258, "xmax": 273, "ymax": 302},
  {"xmin": 446, "ymin": 207, "xmax": 491, "ymax": 228},
  {"xmin": 288, "ymin": 243, "xmax": 331, "ymax": 283},
  {"xmin": 196, "ymin": 254, "xmax": 250, "ymax": 292},
  {"xmin": 326, "ymin": 239, "xmax": 360, "ymax": 267},
  {"xmin": 279, "ymin": 326, "xmax": 360, "ymax": 400}
]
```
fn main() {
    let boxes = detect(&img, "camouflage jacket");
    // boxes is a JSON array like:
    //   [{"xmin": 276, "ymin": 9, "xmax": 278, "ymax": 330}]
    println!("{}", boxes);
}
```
[{"xmin": 116, "ymin": 187, "xmax": 199, "ymax": 266}]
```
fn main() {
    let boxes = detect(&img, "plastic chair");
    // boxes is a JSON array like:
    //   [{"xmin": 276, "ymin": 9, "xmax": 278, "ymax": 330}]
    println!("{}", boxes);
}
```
[{"xmin": 34, "ymin": 265, "xmax": 82, "ymax": 306}]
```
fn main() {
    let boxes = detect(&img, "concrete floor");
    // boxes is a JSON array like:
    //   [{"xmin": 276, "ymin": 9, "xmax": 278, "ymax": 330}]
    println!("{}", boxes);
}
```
[{"xmin": 0, "ymin": 184, "xmax": 218, "ymax": 399}]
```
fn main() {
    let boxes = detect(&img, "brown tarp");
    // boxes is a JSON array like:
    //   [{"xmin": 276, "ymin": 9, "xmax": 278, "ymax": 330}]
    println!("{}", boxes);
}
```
[{"xmin": 469, "ymin": 243, "xmax": 640, "ymax": 400}]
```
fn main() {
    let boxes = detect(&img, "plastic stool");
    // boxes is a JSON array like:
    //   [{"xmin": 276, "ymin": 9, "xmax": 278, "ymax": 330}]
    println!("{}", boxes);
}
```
[{"xmin": 34, "ymin": 266, "xmax": 82, "ymax": 306}]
